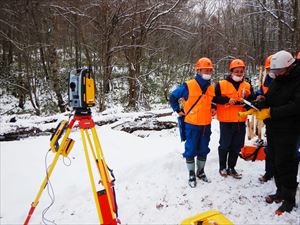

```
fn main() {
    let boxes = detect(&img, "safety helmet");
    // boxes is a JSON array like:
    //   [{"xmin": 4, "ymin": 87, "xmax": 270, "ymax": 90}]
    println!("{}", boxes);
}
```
[
  {"xmin": 264, "ymin": 55, "xmax": 272, "ymax": 69},
  {"xmin": 195, "ymin": 57, "xmax": 213, "ymax": 70},
  {"xmin": 229, "ymin": 59, "xmax": 245, "ymax": 71},
  {"xmin": 270, "ymin": 50, "xmax": 295, "ymax": 70}
]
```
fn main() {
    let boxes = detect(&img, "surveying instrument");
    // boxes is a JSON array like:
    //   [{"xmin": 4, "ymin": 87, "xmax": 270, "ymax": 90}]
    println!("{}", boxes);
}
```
[{"xmin": 24, "ymin": 68, "xmax": 120, "ymax": 225}]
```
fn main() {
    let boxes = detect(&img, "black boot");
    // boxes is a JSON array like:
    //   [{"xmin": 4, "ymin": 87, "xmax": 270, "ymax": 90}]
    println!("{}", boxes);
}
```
[
  {"xmin": 196, "ymin": 168, "xmax": 210, "ymax": 183},
  {"xmin": 276, "ymin": 201, "xmax": 295, "ymax": 215},
  {"xmin": 265, "ymin": 189, "xmax": 282, "ymax": 204},
  {"xmin": 227, "ymin": 168, "xmax": 242, "ymax": 179},
  {"xmin": 275, "ymin": 187, "xmax": 296, "ymax": 215},
  {"xmin": 258, "ymin": 173, "xmax": 272, "ymax": 183},
  {"xmin": 265, "ymin": 193, "xmax": 283, "ymax": 204}
]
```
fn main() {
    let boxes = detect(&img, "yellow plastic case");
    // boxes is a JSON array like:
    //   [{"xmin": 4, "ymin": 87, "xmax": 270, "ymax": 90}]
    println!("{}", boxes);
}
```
[{"xmin": 180, "ymin": 210, "xmax": 234, "ymax": 225}]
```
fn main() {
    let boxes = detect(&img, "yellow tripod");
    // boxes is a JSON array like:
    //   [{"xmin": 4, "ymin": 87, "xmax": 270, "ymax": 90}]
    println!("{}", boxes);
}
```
[{"xmin": 24, "ymin": 109, "xmax": 120, "ymax": 225}]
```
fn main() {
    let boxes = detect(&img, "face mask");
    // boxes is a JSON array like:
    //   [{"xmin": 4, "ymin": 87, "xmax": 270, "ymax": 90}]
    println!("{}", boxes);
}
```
[
  {"xmin": 269, "ymin": 72, "xmax": 276, "ymax": 79},
  {"xmin": 232, "ymin": 75, "xmax": 243, "ymax": 82},
  {"xmin": 202, "ymin": 74, "xmax": 211, "ymax": 80}
]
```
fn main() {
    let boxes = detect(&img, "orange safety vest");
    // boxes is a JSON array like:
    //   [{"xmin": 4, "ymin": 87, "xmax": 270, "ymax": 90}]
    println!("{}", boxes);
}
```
[
  {"xmin": 261, "ymin": 76, "xmax": 269, "ymax": 94},
  {"xmin": 262, "ymin": 84, "xmax": 269, "ymax": 94},
  {"xmin": 182, "ymin": 79, "xmax": 215, "ymax": 126},
  {"xmin": 216, "ymin": 80, "xmax": 251, "ymax": 122}
]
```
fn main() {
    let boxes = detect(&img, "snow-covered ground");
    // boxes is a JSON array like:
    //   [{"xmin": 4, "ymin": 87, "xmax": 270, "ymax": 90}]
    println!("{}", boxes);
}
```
[{"xmin": 1, "ymin": 110, "xmax": 300, "ymax": 225}]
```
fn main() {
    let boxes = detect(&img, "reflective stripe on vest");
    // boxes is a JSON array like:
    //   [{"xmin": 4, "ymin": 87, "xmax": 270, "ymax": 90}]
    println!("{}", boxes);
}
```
[
  {"xmin": 216, "ymin": 80, "xmax": 251, "ymax": 122},
  {"xmin": 182, "ymin": 79, "xmax": 215, "ymax": 126}
]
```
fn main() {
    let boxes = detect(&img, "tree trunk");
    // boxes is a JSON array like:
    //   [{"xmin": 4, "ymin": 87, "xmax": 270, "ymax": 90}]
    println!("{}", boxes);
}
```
[
  {"xmin": 49, "ymin": 45, "xmax": 66, "ymax": 113},
  {"xmin": 274, "ymin": 0, "xmax": 284, "ymax": 49},
  {"xmin": 292, "ymin": 0, "xmax": 299, "ymax": 49},
  {"xmin": 24, "ymin": 54, "xmax": 40, "ymax": 115},
  {"xmin": 259, "ymin": 0, "xmax": 266, "ymax": 64},
  {"xmin": 74, "ymin": 14, "xmax": 80, "ymax": 69},
  {"xmin": 128, "ymin": 63, "xmax": 138, "ymax": 109}
]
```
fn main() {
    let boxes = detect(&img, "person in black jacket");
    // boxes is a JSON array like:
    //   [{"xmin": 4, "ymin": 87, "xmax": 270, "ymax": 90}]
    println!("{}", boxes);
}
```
[{"xmin": 253, "ymin": 50, "xmax": 300, "ymax": 215}]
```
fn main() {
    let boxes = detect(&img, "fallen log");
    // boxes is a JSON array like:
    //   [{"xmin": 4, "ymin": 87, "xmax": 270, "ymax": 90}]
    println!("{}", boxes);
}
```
[{"xmin": 0, "ymin": 111, "xmax": 175, "ymax": 141}]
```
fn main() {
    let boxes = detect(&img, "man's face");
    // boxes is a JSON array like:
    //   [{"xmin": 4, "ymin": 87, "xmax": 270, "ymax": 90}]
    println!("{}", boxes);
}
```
[
  {"xmin": 200, "ymin": 68, "xmax": 213, "ymax": 75},
  {"xmin": 270, "ymin": 67, "xmax": 289, "ymax": 78},
  {"xmin": 232, "ymin": 67, "xmax": 244, "ymax": 77}
]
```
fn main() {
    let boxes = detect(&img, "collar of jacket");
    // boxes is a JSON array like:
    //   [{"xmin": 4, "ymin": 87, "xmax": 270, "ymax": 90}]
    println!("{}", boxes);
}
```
[
  {"xmin": 225, "ymin": 75, "xmax": 243, "ymax": 90},
  {"xmin": 264, "ymin": 74, "xmax": 274, "ymax": 87},
  {"xmin": 195, "ymin": 74, "xmax": 211, "ymax": 93}
]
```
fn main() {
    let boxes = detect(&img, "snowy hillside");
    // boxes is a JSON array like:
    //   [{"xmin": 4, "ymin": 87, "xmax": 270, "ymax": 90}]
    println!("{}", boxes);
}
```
[{"xmin": 1, "ymin": 110, "xmax": 300, "ymax": 224}]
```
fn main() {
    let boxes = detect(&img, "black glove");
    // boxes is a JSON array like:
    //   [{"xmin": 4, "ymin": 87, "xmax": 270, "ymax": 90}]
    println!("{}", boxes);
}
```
[
  {"xmin": 252, "ymin": 100, "xmax": 267, "ymax": 110},
  {"xmin": 243, "ymin": 104, "xmax": 252, "ymax": 110}
]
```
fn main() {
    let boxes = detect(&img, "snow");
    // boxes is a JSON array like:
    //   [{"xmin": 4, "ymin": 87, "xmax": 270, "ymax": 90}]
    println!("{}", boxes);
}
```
[{"xmin": 1, "ymin": 110, "xmax": 300, "ymax": 224}]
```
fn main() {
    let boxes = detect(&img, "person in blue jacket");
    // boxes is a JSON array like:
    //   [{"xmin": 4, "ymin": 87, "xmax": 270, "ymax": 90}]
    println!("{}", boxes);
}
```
[{"xmin": 169, "ymin": 57, "xmax": 216, "ymax": 188}]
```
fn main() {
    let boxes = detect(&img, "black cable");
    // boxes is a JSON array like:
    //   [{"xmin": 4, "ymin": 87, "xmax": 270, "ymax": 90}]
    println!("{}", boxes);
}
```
[{"xmin": 41, "ymin": 149, "xmax": 57, "ymax": 225}]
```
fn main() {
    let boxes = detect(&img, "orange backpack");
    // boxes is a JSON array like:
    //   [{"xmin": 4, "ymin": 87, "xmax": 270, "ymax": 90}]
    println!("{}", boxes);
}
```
[{"xmin": 240, "ymin": 145, "xmax": 266, "ymax": 161}]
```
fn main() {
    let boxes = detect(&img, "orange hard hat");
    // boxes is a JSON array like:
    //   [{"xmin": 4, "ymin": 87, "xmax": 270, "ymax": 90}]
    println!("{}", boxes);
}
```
[
  {"xmin": 195, "ymin": 57, "xmax": 213, "ymax": 70},
  {"xmin": 229, "ymin": 59, "xmax": 245, "ymax": 70},
  {"xmin": 264, "ymin": 55, "xmax": 272, "ymax": 69},
  {"xmin": 296, "ymin": 51, "xmax": 300, "ymax": 59}
]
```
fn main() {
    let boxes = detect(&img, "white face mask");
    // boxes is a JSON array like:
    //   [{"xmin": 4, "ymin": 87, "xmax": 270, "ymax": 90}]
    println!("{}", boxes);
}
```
[
  {"xmin": 269, "ymin": 72, "xmax": 276, "ymax": 79},
  {"xmin": 232, "ymin": 75, "xmax": 243, "ymax": 82},
  {"xmin": 202, "ymin": 74, "xmax": 211, "ymax": 80}
]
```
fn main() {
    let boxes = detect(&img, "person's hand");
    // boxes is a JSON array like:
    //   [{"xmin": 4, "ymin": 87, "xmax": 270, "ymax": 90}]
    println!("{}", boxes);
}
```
[
  {"xmin": 256, "ymin": 95, "xmax": 265, "ymax": 101},
  {"xmin": 228, "ymin": 98, "xmax": 237, "ymax": 105},
  {"xmin": 255, "ymin": 108, "xmax": 271, "ymax": 120},
  {"xmin": 211, "ymin": 108, "xmax": 216, "ymax": 116},
  {"xmin": 178, "ymin": 111, "xmax": 185, "ymax": 117},
  {"xmin": 252, "ymin": 100, "xmax": 267, "ymax": 110}
]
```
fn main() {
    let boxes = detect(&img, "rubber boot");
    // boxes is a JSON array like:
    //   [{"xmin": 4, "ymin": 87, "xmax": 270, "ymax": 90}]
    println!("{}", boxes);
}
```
[
  {"xmin": 186, "ymin": 157, "xmax": 196, "ymax": 188},
  {"xmin": 196, "ymin": 157, "xmax": 210, "ymax": 183},
  {"xmin": 188, "ymin": 171, "xmax": 196, "ymax": 188}
]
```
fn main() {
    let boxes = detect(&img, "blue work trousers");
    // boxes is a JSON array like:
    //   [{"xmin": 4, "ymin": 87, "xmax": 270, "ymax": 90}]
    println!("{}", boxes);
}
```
[
  {"xmin": 183, "ymin": 124, "xmax": 211, "ymax": 159},
  {"xmin": 218, "ymin": 122, "xmax": 246, "ymax": 170}
]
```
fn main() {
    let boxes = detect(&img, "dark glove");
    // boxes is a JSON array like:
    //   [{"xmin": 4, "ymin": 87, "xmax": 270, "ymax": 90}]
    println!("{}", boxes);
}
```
[
  {"xmin": 252, "ymin": 100, "xmax": 267, "ymax": 110},
  {"xmin": 242, "ymin": 104, "xmax": 252, "ymax": 110}
]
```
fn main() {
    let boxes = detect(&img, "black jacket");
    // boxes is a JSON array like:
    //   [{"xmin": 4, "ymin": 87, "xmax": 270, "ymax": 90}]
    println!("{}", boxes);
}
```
[{"xmin": 264, "ymin": 61, "xmax": 300, "ymax": 133}]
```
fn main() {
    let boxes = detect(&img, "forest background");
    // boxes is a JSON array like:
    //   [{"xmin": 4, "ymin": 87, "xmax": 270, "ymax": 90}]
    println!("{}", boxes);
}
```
[{"xmin": 1, "ymin": 0, "xmax": 299, "ymax": 115}]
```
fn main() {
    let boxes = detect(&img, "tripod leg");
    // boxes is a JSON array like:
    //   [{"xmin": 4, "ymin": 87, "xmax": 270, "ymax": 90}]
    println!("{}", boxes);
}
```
[
  {"xmin": 90, "ymin": 128, "xmax": 117, "ymax": 217},
  {"xmin": 84, "ymin": 129, "xmax": 101, "ymax": 175},
  {"xmin": 24, "ymin": 127, "xmax": 72, "ymax": 225},
  {"xmin": 80, "ymin": 128, "xmax": 103, "ymax": 224}
]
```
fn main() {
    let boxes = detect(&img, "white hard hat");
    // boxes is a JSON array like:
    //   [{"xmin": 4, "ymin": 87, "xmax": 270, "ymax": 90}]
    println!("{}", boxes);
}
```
[{"xmin": 270, "ymin": 50, "xmax": 295, "ymax": 70}]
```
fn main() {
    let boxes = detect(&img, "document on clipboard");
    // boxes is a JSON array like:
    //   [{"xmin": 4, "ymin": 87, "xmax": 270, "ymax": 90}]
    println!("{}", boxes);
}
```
[{"xmin": 241, "ymin": 98, "xmax": 259, "ymax": 111}]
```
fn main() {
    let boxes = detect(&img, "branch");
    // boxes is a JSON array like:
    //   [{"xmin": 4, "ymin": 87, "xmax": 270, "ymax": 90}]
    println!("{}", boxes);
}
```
[
  {"xmin": 108, "ymin": 44, "xmax": 153, "ymax": 54},
  {"xmin": 0, "ymin": 30, "xmax": 24, "ymax": 51},
  {"xmin": 256, "ymin": 0, "xmax": 294, "ymax": 32},
  {"xmin": 0, "ymin": 79, "xmax": 29, "ymax": 92},
  {"xmin": 146, "ymin": 0, "xmax": 182, "ymax": 30}
]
